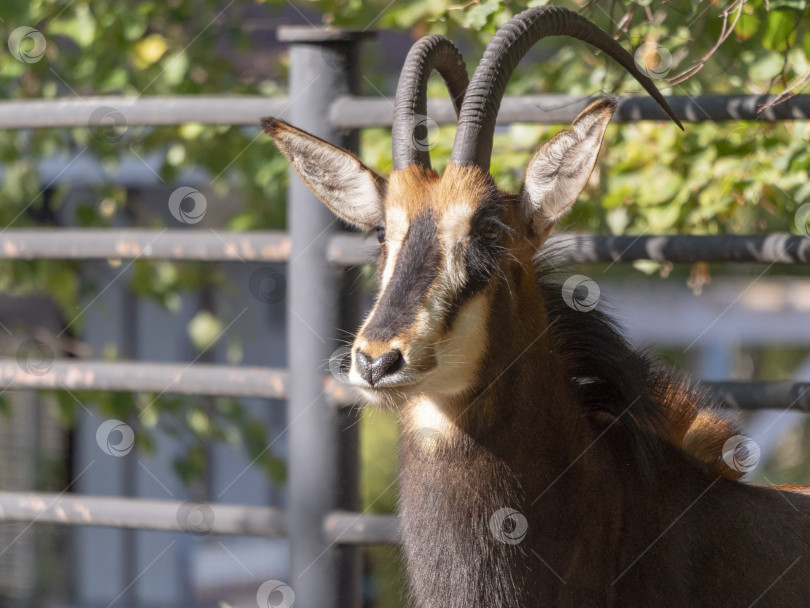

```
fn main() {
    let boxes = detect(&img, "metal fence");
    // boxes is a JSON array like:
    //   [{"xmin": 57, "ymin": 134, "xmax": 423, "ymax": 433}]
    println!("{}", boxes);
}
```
[{"xmin": 0, "ymin": 26, "xmax": 809, "ymax": 608}]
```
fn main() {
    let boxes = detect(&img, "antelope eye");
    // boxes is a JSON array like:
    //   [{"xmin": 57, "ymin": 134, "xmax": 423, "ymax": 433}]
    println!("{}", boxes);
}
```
[
  {"xmin": 480, "ymin": 224, "xmax": 500, "ymax": 241},
  {"xmin": 376, "ymin": 226, "xmax": 386, "ymax": 244}
]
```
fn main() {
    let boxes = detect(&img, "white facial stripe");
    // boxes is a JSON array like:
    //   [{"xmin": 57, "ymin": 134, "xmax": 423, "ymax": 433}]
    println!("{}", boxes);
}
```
[
  {"xmin": 438, "ymin": 200, "xmax": 476, "ymax": 293},
  {"xmin": 379, "ymin": 205, "xmax": 409, "ymax": 291},
  {"xmin": 354, "ymin": 205, "xmax": 418, "ymax": 354}
]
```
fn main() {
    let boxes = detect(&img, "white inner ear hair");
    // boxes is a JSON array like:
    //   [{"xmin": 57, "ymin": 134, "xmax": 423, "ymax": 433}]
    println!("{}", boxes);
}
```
[
  {"xmin": 285, "ymin": 133, "xmax": 385, "ymax": 229},
  {"xmin": 522, "ymin": 110, "xmax": 610, "ymax": 227}
]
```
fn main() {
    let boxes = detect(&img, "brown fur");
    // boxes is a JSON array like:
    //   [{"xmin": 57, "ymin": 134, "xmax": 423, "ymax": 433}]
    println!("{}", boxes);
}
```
[
  {"xmin": 395, "ymin": 189, "xmax": 810, "ymax": 606},
  {"xmin": 386, "ymin": 164, "xmax": 495, "ymax": 217},
  {"xmin": 264, "ymin": 112, "xmax": 810, "ymax": 608},
  {"xmin": 645, "ymin": 378, "xmax": 744, "ymax": 480},
  {"xmin": 388, "ymin": 167, "xmax": 809, "ymax": 607}
]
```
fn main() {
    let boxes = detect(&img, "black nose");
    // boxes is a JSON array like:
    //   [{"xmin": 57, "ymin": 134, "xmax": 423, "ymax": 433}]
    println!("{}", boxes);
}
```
[{"xmin": 355, "ymin": 349, "xmax": 403, "ymax": 386}]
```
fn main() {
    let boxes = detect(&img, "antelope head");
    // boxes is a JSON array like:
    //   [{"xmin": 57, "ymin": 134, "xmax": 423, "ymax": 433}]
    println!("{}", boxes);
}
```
[{"xmin": 263, "ymin": 7, "xmax": 681, "ymax": 410}]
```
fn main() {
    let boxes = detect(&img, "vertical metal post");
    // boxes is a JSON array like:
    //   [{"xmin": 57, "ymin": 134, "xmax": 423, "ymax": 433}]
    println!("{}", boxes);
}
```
[{"xmin": 279, "ymin": 27, "xmax": 372, "ymax": 608}]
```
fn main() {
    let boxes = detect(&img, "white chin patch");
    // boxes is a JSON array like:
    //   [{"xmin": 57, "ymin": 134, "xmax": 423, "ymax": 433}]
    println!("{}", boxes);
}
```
[
  {"xmin": 356, "ymin": 387, "xmax": 386, "ymax": 406},
  {"xmin": 406, "ymin": 395, "xmax": 459, "ymax": 456},
  {"xmin": 409, "ymin": 396, "xmax": 452, "ymax": 434},
  {"xmin": 421, "ymin": 293, "xmax": 489, "ymax": 396}
]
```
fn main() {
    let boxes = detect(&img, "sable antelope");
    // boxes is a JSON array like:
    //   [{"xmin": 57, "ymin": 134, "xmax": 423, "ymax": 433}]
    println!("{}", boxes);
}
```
[{"xmin": 264, "ymin": 6, "xmax": 810, "ymax": 607}]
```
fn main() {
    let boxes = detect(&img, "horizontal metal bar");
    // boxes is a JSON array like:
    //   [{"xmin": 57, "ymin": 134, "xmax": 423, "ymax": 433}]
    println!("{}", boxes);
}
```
[
  {"xmin": 322, "ymin": 511, "xmax": 400, "ymax": 545},
  {"xmin": 2, "ymin": 359, "xmax": 807, "ymax": 412},
  {"xmin": 1, "ymin": 94, "xmax": 808, "ymax": 130},
  {"xmin": 326, "ymin": 514, "xmax": 397, "ymax": 544},
  {"xmin": 326, "ymin": 233, "xmax": 378, "ymax": 266},
  {"xmin": 0, "ymin": 492, "xmax": 390, "ymax": 543},
  {"xmin": 278, "ymin": 26, "xmax": 376, "ymax": 43},
  {"xmin": 0, "ymin": 359, "xmax": 288, "ymax": 399},
  {"xmin": 0, "ymin": 96, "xmax": 291, "ymax": 129},
  {"xmin": 329, "ymin": 232, "xmax": 810, "ymax": 265},
  {"xmin": 551, "ymin": 233, "xmax": 810, "ymax": 264},
  {"xmin": 704, "ymin": 382, "xmax": 810, "ymax": 413},
  {"xmin": 0, "ymin": 492, "xmax": 287, "ymax": 536},
  {"xmin": 2, "ymin": 231, "xmax": 806, "ymax": 265},
  {"xmin": 330, "ymin": 94, "xmax": 810, "ymax": 128},
  {"xmin": 0, "ymin": 229, "xmax": 290, "ymax": 261}
]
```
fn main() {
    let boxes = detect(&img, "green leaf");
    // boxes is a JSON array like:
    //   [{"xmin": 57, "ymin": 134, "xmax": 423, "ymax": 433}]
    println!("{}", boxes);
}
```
[
  {"xmin": 133, "ymin": 34, "xmax": 169, "ymax": 69},
  {"xmin": 632, "ymin": 260, "xmax": 662, "ymax": 275},
  {"xmin": 762, "ymin": 9, "xmax": 797, "ymax": 52},
  {"xmin": 187, "ymin": 311, "xmax": 223, "ymax": 351},
  {"xmin": 768, "ymin": 0, "xmax": 807, "ymax": 10},
  {"xmin": 123, "ymin": 12, "xmax": 149, "ymax": 41},
  {"xmin": 174, "ymin": 445, "xmax": 206, "ymax": 484},
  {"xmin": 187, "ymin": 409, "xmax": 212, "ymax": 437},
  {"xmin": 161, "ymin": 51, "xmax": 190, "ymax": 87},
  {"xmin": 734, "ymin": 11, "xmax": 760, "ymax": 40},
  {"xmin": 750, "ymin": 53, "xmax": 785, "ymax": 81},
  {"xmin": 637, "ymin": 169, "xmax": 684, "ymax": 206},
  {"xmin": 75, "ymin": 204, "xmax": 104, "ymax": 227},
  {"xmin": 458, "ymin": 0, "xmax": 501, "ymax": 29},
  {"xmin": 48, "ymin": 4, "xmax": 97, "ymax": 48}
]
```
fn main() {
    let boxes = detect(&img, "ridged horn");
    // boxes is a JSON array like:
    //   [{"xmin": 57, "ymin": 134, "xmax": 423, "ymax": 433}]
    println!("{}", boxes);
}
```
[
  {"xmin": 392, "ymin": 35, "xmax": 469, "ymax": 170},
  {"xmin": 451, "ymin": 6, "xmax": 683, "ymax": 171}
]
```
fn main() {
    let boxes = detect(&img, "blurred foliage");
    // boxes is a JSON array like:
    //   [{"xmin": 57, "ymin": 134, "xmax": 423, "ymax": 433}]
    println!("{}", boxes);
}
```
[
  {"xmin": 741, "ymin": 346, "xmax": 810, "ymax": 487},
  {"xmin": 359, "ymin": 407, "xmax": 408, "ymax": 607},
  {"xmin": 0, "ymin": 0, "xmax": 295, "ymax": 488},
  {"xmin": 46, "ymin": 389, "xmax": 286, "ymax": 484},
  {"xmin": 335, "ymin": 0, "xmax": 810, "ymax": 247}
]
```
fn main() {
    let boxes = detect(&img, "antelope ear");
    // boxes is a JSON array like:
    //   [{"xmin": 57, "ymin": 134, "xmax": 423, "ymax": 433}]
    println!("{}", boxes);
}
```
[
  {"xmin": 262, "ymin": 117, "xmax": 387, "ymax": 230},
  {"xmin": 521, "ymin": 97, "xmax": 616, "ymax": 243}
]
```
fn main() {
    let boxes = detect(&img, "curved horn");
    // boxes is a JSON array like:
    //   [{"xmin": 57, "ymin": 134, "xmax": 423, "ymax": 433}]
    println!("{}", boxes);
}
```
[
  {"xmin": 392, "ymin": 35, "xmax": 469, "ymax": 170},
  {"xmin": 451, "ymin": 6, "xmax": 683, "ymax": 171}
]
